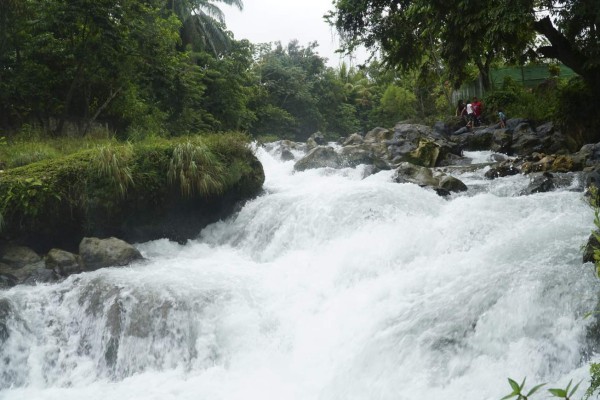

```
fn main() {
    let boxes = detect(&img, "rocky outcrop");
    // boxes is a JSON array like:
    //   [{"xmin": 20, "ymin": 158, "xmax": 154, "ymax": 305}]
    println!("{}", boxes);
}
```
[
  {"xmin": 0, "ymin": 136, "xmax": 265, "ymax": 252},
  {"xmin": 0, "ymin": 237, "xmax": 144, "ymax": 288},
  {"xmin": 79, "ymin": 237, "xmax": 143, "ymax": 272}
]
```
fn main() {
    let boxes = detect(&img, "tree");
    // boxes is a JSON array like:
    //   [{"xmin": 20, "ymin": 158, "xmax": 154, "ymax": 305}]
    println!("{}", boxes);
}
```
[
  {"xmin": 329, "ymin": 0, "xmax": 600, "ymax": 91},
  {"xmin": 167, "ymin": 0, "xmax": 243, "ymax": 54},
  {"xmin": 328, "ymin": 0, "xmax": 531, "ymax": 90}
]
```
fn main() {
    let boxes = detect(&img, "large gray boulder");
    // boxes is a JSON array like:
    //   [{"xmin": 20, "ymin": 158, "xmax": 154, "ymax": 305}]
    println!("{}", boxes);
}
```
[
  {"xmin": 294, "ymin": 146, "xmax": 343, "ymax": 171},
  {"xmin": 79, "ymin": 237, "xmax": 143, "ymax": 272}
]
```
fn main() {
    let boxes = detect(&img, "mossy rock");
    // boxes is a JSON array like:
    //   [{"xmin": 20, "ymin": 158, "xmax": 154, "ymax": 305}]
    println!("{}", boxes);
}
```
[{"xmin": 0, "ymin": 134, "xmax": 264, "ymax": 252}]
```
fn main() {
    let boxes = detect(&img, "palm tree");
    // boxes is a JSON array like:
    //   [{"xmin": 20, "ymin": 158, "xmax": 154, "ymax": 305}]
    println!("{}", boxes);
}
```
[{"xmin": 167, "ymin": 0, "xmax": 243, "ymax": 55}]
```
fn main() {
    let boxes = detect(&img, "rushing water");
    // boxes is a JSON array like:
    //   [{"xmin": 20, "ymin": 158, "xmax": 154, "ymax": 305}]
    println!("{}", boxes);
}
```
[{"xmin": 0, "ymin": 145, "xmax": 599, "ymax": 400}]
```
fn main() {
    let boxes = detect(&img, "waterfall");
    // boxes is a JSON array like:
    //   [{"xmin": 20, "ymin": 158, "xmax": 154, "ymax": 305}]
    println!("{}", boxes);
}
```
[{"xmin": 0, "ymin": 146, "xmax": 598, "ymax": 400}]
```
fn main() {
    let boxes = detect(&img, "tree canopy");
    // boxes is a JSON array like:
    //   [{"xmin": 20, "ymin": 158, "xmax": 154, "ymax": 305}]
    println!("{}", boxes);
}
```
[{"xmin": 329, "ymin": 0, "xmax": 600, "ymax": 90}]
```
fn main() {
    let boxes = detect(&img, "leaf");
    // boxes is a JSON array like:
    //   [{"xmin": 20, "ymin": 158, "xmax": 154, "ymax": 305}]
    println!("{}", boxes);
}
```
[
  {"xmin": 500, "ymin": 394, "xmax": 517, "ymax": 400},
  {"xmin": 569, "ymin": 380, "xmax": 581, "ymax": 397},
  {"xmin": 548, "ymin": 388, "xmax": 567, "ymax": 397},
  {"xmin": 526, "ymin": 383, "xmax": 546, "ymax": 397},
  {"xmin": 508, "ymin": 378, "xmax": 521, "ymax": 393}
]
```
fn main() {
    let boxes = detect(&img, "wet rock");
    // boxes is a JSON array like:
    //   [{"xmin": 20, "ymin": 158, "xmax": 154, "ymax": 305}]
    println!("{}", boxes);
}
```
[
  {"xmin": 21, "ymin": 263, "xmax": 57, "ymax": 285},
  {"xmin": 584, "ymin": 231, "xmax": 600, "ymax": 264},
  {"xmin": 402, "ymin": 139, "xmax": 441, "ymax": 168},
  {"xmin": 520, "ymin": 172, "xmax": 556, "ymax": 195},
  {"xmin": 393, "ymin": 162, "xmax": 467, "ymax": 195},
  {"xmin": 309, "ymin": 131, "xmax": 326, "ymax": 145},
  {"xmin": 484, "ymin": 164, "xmax": 520, "ymax": 179},
  {"xmin": 45, "ymin": 248, "xmax": 81, "ymax": 277},
  {"xmin": 294, "ymin": 146, "xmax": 343, "ymax": 171},
  {"xmin": 0, "ymin": 273, "xmax": 17, "ymax": 289},
  {"xmin": 0, "ymin": 298, "xmax": 12, "ymax": 343},
  {"xmin": 339, "ymin": 145, "xmax": 375, "ymax": 167},
  {"xmin": 491, "ymin": 129, "xmax": 512, "ymax": 154},
  {"xmin": 343, "ymin": 133, "xmax": 364, "ymax": 146},
  {"xmin": 364, "ymin": 127, "xmax": 392, "ymax": 143},
  {"xmin": 438, "ymin": 175, "xmax": 468, "ymax": 193},
  {"xmin": 79, "ymin": 237, "xmax": 143, "ymax": 272}
]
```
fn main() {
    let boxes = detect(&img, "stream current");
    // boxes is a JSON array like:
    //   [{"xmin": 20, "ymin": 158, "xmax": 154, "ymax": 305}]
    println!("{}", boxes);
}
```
[{"xmin": 0, "ymin": 145, "xmax": 599, "ymax": 400}]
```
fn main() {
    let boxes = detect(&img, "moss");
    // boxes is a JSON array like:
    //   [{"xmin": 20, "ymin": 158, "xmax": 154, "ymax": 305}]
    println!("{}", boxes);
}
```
[{"xmin": 0, "ymin": 134, "xmax": 264, "ymax": 251}]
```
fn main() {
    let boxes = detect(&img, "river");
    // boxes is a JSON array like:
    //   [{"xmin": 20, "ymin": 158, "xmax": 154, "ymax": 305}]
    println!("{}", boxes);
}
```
[{"xmin": 0, "ymin": 145, "xmax": 598, "ymax": 400}]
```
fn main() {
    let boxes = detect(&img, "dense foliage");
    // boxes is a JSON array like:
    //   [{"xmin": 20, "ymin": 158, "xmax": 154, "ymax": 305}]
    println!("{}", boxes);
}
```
[{"xmin": 0, "ymin": 133, "xmax": 264, "ymax": 251}]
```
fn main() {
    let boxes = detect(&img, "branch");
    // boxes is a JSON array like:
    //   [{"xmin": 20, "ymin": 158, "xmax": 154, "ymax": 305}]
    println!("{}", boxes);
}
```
[{"xmin": 533, "ymin": 16, "xmax": 587, "ymax": 76}]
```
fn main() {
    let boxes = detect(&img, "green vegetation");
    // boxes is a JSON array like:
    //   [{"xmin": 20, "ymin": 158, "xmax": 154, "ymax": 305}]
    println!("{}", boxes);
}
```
[
  {"xmin": 0, "ymin": 133, "xmax": 263, "ymax": 251},
  {"xmin": 500, "ymin": 374, "xmax": 600, "ymax": 400}
]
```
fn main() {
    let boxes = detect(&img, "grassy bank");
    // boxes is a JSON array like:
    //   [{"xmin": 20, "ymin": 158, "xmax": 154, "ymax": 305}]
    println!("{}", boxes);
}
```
[{"xmin": 0, "ymin": 133, "xmax": 264, "ymax": 251}]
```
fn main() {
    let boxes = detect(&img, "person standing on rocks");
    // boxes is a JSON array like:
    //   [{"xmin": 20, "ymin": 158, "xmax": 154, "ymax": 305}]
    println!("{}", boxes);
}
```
[
  {"xmin": 465, "ymin": 101, "xmax": 474, "ymax": 129},
  {"xmin": 498, "ymin": 109, "xmax": 507, "ymax": 128}
]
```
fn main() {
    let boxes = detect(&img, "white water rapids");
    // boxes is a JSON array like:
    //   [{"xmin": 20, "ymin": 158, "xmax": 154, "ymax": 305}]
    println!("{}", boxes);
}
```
[{"xmin": 1, "ymin": 145, "xmax": 599, "ymax": 400}]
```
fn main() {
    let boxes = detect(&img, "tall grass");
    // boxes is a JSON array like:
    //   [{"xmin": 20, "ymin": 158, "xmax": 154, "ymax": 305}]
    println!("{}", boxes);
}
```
[
  {"xmin": 91, "ymin": 144, "xmax": 134, "ymax": 197},
  {"xmin": 168, "ymin": 140, "xmax": 225, "ymax": 197}
]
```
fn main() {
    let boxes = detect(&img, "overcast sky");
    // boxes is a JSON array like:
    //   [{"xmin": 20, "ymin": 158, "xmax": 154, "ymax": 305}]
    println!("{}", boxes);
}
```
[{"xmin": 222, "ymin": 0, "xmax": 368, "ymax": 67}]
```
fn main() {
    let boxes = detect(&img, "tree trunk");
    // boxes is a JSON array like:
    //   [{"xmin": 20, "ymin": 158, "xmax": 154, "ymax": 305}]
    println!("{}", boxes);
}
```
[{"xmin": 533, "ymin": 16, "xmax": 600, "ymax": 90}]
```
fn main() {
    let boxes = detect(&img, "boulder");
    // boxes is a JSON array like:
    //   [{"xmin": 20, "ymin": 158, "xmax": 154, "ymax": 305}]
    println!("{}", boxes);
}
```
[
  {"xmin": 0, "ymin": 244, "xmax": 41, "ymax": 269},
  {"xmin": 294, "ymin": 146, "xmax": 343, "ymax": 171},
  {"xmin": 339, "ymin": 145, "xmax": 375, "ymax": 168},
  {"xmin": 46, "ymin": 248, "xmax": 81, "ymax": 277},
  {"xmin": 484, "ymin": 164, "xmax": 520, "ymax": 179},
  {"xmin": 343, "ymin": 133, "xmax": 364, "ymax": 146},
  {"xmin": 79, "ymin": 237, "xmax": 143, "ymax": 272},
  {"xmin": 393, "ymin": 162, "xmax": 439, "ymax": 187},
  {"xmin": 364, "ymin": 127, "xmax": 392, "ymax": 143},
  {"xmin": 402, "ymin": 138, "xmax": 441, "ymax": 167},
  {"xmin": 438, "ymin": 175, "xmax": 468, "ymax": 193},
  {"xmin": 393, "ymin": 124, "xmax": 433, "ymax": 142},
  {"xmin": 309, "ymin": 131, "xmax": 326, "ymax": 145},
  {"xmin": 520, "ymin": 172, "xmax": 555, "ymax": 195},
  {"xmin": 491, "ymin": 129, "xmax": 512, "ymax": 154},
  {"xmin": 393, "ymin": 162, "xmax": 468, "ymax": 196}
]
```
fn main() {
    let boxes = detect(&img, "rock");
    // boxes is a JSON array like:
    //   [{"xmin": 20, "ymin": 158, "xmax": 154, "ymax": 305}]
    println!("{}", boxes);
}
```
[
  {"xmin": 584, "ymin": 231, "xmax": 600, "ymax": 263},
  {"xmin": 463, "ymin": 127, "xmax": 495, "ymax": 151},
  {"xmin": 491, "ymin": 129, "xmax": 512, "ymax": 154},
  {"xmin": 0, "ymin": 244, "xmax": 41, "ymax": 269},
  {"xmin": 520, "ymin": 172, "xmax": 555, "ymax": 195},
  {"xmin": 433, "ymin": 121, "xmax": 450, "ymax": 136},
  {"xmin": 343, "ymin": 133, "xmax": 364, "ymax": 146},
  {"xmin": 306, "ymin": 137, "xmax": 318, "ymax": 150},
  {"xmin": 552, "ymin": 155, "xmax": 575, "ymax": 172},
  {"xmin": 402, "ymin": 139, "xmax": 440, "ymax": 167},
  {"xmin": 339, "ymin": 145, "xmax": 375, "ymax": 167},
  {"xmin": 393, "ymin": 124, "xmax": 433, "ymax": 142},
  {"xmin": 280, "ymin": 148, "xmax": 295, "ymax": 161},
  {"xmin": 0, "ymin": 273, "xmax": 17, "ymax": 289},
  {"xmin": 393, "ymin": 162, "xmax": 439, "ymax": 187},
  {"xmin": 79, "ymin": 237, "xmax": 143, "ymax": 272},
  {"xmin": 364, "ymin": 127, "xmax": 392, "ymax": 143},
  {"xmin": 309, "ymin": 131, "xmax": 326, "ymax": 145},
  {"xmin": 484, "ymin": 164, "xmax": 520, "ymax": 179},
  {"xmin": 46, "ymin": 248, "xmax": 81, "ymax": 277},
  {"xmin": 393, "ymin": 162, "xmax": 467, "ymax": 195},
  {"xmin": 21, "ymin": 263, "xmax": 57, "ymax": 285},
  {"xmin": 0, "ymin": 299, "xmax": 12, "ymax": 343},
  {"xmin": 438, "ymin": 175, "xmax": 468, "ymax": 192},
  {"xmin": 294, "ymin": 146, "xmax": 343, "ymax": 171},
  {"xmin": 452, "ymin": 127, "xmax": 470, "ymax": 135}
]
